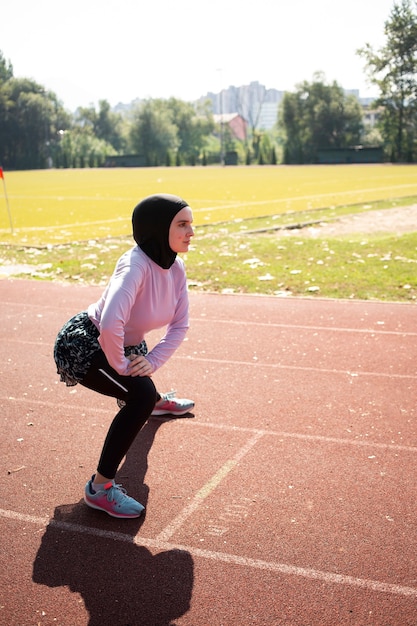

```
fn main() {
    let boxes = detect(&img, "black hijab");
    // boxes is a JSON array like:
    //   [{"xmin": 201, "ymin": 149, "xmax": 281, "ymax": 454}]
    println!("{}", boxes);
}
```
[{"xmin": 132, "ymin": 194, "xmax": 189, "ymax": 269}]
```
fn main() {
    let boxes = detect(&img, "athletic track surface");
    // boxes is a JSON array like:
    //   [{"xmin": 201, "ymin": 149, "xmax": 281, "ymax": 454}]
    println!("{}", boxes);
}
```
[{"xmin": 1, "ymin": 278, "xmax": 416, "ymax": 626}]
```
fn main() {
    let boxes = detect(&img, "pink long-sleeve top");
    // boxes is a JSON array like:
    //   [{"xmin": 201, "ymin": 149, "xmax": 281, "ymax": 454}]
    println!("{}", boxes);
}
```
[{"xmin": 88, "ymin": 246, "xmax": 189, "ymax": 376}]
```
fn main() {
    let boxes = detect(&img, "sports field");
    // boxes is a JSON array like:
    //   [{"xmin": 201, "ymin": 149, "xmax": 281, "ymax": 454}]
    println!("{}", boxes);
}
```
[
  {"xmin": 1, "ymin": 164, "xmax": 416, "ymax": 302},
  {"xmin": 1, "ymin": 164, "xmax": 417, "ymax": 245}
]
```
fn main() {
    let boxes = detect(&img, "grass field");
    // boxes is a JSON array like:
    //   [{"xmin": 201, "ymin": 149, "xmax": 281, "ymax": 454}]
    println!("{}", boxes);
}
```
[
  {"xmin": 2, "ymin": 164, "xmax": 417, "ymax": 243},
  {"xmin": 0, "ymin": 164, "xmax": 416, "ymax": 302}
]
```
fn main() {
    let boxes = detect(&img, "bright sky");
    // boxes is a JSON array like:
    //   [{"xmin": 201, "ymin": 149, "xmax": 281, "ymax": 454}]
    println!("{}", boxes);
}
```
[{"xmin": 1, "ymin": 0, "xmax": 396, "ymax": 112}]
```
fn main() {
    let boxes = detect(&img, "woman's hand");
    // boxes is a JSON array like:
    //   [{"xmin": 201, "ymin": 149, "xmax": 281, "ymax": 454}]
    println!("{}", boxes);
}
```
[{"xmin": 127, "ymin": 353, "xmax": 153, "ymax": 377}]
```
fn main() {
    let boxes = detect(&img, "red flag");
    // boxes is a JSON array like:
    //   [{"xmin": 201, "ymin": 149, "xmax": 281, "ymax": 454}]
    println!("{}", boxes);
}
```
[{"xmin": 0, "ymin": 167, "xmax": 3, "ymax": 179}]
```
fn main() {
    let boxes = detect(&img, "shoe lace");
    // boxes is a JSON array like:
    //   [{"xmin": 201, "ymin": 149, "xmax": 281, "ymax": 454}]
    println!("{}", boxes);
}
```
[
  {"xmin": 105, "ymin": 482, "xmax": 129, "ymax": 503},
  {"xmin": 161, "ymin": 390, "xmax": 177, "ymax": 401}
]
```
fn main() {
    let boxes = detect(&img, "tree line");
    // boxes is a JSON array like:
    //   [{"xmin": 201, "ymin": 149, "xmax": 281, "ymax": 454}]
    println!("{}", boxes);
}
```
[{"xmin": 0, "ymin": 0, "xmax": 416, "ymax": 170}]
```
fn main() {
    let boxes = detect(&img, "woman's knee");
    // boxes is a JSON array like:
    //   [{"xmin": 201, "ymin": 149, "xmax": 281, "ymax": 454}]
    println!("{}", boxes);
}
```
[{"xmin": 125, "ymin": 376, "xmax": 157, "ymax": 412}]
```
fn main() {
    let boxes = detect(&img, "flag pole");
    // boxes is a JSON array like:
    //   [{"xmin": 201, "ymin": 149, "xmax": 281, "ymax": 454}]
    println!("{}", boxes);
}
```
[{"xmin": 0, "ymin": 167, "xmax": 13, "ymax": 234}]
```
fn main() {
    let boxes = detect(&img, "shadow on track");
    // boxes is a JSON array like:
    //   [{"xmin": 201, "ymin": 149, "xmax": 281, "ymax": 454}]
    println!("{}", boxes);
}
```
[{"xmin": 32, "ymin": 418, "xmax": 194, "ymax": 626}]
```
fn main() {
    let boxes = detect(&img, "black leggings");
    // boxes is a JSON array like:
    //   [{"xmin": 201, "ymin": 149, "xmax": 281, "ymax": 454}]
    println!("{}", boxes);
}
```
[{"xmin": 80, "ymin": 349, "xmax": 158, "ymax": 479}]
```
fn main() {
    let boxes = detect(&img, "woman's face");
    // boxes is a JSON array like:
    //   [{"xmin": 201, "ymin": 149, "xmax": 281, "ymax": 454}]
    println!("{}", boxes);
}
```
[{"xmin": 168, "ymin": 206, "xmax": 194, "ymax": 253}]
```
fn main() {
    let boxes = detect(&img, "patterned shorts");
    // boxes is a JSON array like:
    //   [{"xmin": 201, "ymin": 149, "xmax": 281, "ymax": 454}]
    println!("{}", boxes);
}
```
[{"xmin": 53, "ymin": 311, "xmax": 147, "ymax": 387}]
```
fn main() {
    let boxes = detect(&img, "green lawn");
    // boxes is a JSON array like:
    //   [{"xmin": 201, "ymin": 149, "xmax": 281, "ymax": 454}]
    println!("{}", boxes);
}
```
[
  {"xmin": 0, "ymin": 165, "xmax": 416, "ymax": 302},
  {"xmin": 2, "ymin": 164, "xmax": 417, "ymax": 243}
]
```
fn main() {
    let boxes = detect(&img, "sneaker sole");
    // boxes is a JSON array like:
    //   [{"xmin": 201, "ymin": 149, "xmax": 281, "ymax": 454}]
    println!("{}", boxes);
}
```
[
  {"xmin": 151, "ymin": 410, "xmax": 191, "ymax": 416},
  {"xmin": 84, "ymin": 495, "xmax": 144, "ymax": 519},
  {"xmin": 151, "ymin": 405, "xmax": 195, "ymax": 416}
]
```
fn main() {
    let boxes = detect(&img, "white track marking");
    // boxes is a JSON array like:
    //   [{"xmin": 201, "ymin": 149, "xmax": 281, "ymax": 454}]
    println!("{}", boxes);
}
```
[
  {"xmin": 191, "ymin": 317, "xmax": 417, "ymax": 337},
  {"xmin": 3, "ymin": 338, "xmax": 415, "ymax": 379},
  {"xmin": 176, "ymin": 355, "xmax": 417, "ymax": 380},
  {"xmin": 2, "ymin": 395, "xmax": 416, "ymax": 454},
  {"xmin": 2, "ymin": 300, "xmax": 417, "ymax": 337},
  {"xmin": 1, "ymin": 508, "xmax": 416, "ymax": 598},
  {"xmin": 179, "ymin": 421, "xmax": 417, "ymax": 454},
  {"xmin": 156, "ymin": 431, "xmax": 264, "ymax": 541}
]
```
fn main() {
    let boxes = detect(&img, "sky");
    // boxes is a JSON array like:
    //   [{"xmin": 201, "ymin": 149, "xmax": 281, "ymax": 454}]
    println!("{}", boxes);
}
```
[{"xmin": 1, "ymin": 0, "xmax": 397, "ymax": 112}]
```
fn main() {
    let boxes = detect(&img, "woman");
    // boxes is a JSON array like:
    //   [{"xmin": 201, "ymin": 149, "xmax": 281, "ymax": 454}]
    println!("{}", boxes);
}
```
[{"xmin": 54, "ymin": 194, "xmax": 195, "ymax": 518}]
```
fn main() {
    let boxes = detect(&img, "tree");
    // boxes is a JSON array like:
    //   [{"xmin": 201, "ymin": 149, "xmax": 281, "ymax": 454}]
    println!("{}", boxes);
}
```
[
  {"xmin": 166, "ymin": 98, "xmax": 214, "ymax": 165},
  {"xmin": 128, "ymin": 97, "xmax": 215, "ymax": 166},
  {"xmin": 0, "ymin": 54, "xmax": 13, "ymax": 166},
  {"xmin": 0, "ymin": 76, "xmax": 70, "ymax": 169},
  {"xmin": 57, "ymin": 127, "xmax": 116, "ymax": 168},
  {"xmin": 357, "ymin": 0, "xmax": 417, "ymax": 161},
  {"xmin": 75, "ymin": 100, "xmax": 126, "ymax": 152},
  {"xmin": 129, "ymin": 99, "xmax": 179, "ymax": 166},
  {"xmin": 0, "ymin": 51, "xmax": 13, "ymax": 83},
  {"xmin": 278, "ymin": 73, "xmax": 364, "ymax": 164}
]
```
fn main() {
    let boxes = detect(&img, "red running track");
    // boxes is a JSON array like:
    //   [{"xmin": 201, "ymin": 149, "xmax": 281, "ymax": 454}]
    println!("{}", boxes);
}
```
[{"xmin": 1, "ymin": 278, "xmax": 416, "ymax": 625}]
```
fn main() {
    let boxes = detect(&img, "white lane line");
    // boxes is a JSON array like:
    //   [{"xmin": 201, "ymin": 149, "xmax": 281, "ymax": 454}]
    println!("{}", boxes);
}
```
[
  {"xmin": 156, "ymin": 431, "xmax": 264, "ymax": 542},
  {"xmin": 2, "ymin": 300, "xmax": 416, "ymax": 338},
  {"xmin": 3, "ymin": 337, "xmax": 415, "ymax": 379},
  {"xmin": 1, "ymin": 343, "xmax": 415, "ymax": 378},
  {"xmin": 189, "ymin": 422, "xmax": 417, "ymax": 454},
  {"xmin": 1, "ymin": 507, "xmax": 416, "ymax": 599},
  {"xmin": 191, "ymin": 317, "xmax": 417, "ymax": 337},
  {"xmin": 176, "ymin": 355, "xmax": 417, "ymax": 380},
  {"xmin": 2, "ymin": 394, "xmax": 416, "ymax": 454},
  {"xmin": 2, "ymin": 310, "xmax": 416, "ymax": 338}
]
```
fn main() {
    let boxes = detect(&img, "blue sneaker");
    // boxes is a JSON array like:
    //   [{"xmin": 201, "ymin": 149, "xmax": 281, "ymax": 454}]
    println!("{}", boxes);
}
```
[{"xmin": 84, "ymin": 476, "xmax": 144, "ymax": 518}]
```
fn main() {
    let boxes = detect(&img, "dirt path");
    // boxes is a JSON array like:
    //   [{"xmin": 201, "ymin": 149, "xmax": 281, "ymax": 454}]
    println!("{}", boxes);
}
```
[{"xmin": 289, "ymin": 204, "xmax": 417, "ymax": 238}]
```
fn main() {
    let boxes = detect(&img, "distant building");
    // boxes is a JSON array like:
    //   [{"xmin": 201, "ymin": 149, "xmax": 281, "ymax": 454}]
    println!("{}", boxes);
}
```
[
  {"xmin": 200, "ymin": 82, "xmax": 379, "ymax": 132},
  {"xmin": 346, "ymin": 92, "xmax": 380, "ymax": 128},
  {"xmin": 344, "ymin": 89, "xmax": 360, "ymax": 99},
  {"xmin": 362, "ymin": 102, "xmax": 381, "ymax": 128},
  {"xmin": 114, "ymin": 82, "xmax": 380, "ymax": 135},
  {"xmin": 213, "ymin": 113, "xmax": 248, "ymax": 141},
  {"xmin": 257, "ymin": 102, "xmax": 280, "ymax": 131},
  {"xmin": 201, "ymin": 81, "xmax": 284, "ymax": 131}
]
